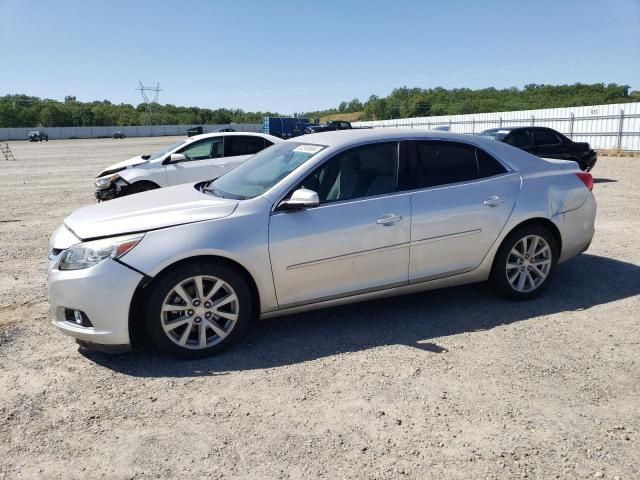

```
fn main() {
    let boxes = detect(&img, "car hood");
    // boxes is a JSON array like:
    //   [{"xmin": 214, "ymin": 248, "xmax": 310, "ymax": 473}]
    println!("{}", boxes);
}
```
[
  {"xmin": 97, "ymin": 155, "xmax": 150, "ymax": 176},
  {"xmin": 65, "ymin": 183, "xmax": 238, "ymax": 240}
]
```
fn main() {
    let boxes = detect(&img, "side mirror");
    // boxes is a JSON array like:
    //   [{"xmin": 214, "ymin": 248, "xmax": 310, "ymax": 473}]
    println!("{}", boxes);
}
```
[
  {"xmin": 278, "ymin": 188, "xmax": 320, "ymax": 211},
  {"xmin": 169, "ymin": 153, "xmax": 186, "ymax": 163}
]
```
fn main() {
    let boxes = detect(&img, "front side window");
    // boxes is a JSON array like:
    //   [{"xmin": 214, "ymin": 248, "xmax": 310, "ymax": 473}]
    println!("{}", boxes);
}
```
[
  {"xmin": 179, "ymin": 137, "xmax": 223, "ymax": 160},
  {"xmin": 504, "ymin": 130, "xmax": 531, "ymax": 147},
  {"xmin": 210, "ymin": 142, "xmax": 325, "ymax": 200},
  {"xmin": 533, "ymin": 129, "xmax": 561, "ymax": 146},
  {"xmin": 225, "ymin": 136, "xmax": 269, "ymax": 157},
  {"xmin": 299, "ymin": 142, "xmax": 398, "ymax": 203},
  {"xmin": 411, "ymin": 141, "xmax": 507, "ymax": 188}
]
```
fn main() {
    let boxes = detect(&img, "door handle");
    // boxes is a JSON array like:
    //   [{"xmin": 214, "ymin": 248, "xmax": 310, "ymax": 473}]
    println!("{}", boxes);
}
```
[
  {"xmin": 483, "ymin": 195, "xmax": 506, "ymax": 207},
  {"xmin": 376, "ymin": 214, "xmax": 403, "ymax": 226}
]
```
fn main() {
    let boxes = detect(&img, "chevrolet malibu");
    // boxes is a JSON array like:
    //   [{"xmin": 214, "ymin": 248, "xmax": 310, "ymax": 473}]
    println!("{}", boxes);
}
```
[
  {"xmin": 94, "ymin": 132, "xmax": 281, "ymax": 200},
  {"xmin": 48, "ymin": 129, "xmax": 596, "ymax": 358}
]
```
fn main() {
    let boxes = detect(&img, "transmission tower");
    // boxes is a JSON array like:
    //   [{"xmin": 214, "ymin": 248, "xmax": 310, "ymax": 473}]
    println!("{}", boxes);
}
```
[{"xmin": 137, "ymin": 81, "xmax": 163, "ymax": 125}]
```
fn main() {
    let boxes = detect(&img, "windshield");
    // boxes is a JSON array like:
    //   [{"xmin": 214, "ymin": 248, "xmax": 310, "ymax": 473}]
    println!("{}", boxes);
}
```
[
  {"xmin": 479, "ymin": 129, "xmax": 509, "ymax": 141},
  {"xmin": 209, "ymin": 142, "xmax": 326, "ymax": 200},
  {"xmin": 148, "ymin": 140, "xmax": 187, "ymax": 160}
]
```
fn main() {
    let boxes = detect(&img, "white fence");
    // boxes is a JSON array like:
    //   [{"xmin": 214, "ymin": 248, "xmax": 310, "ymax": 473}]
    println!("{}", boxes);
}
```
[
  {"xmin": 0, "ymin": 123, "xmax": 262, "ymax": 141},
  {"xmin": 353, "ymin": 102, "xmax": 640, "ymax": 151}
]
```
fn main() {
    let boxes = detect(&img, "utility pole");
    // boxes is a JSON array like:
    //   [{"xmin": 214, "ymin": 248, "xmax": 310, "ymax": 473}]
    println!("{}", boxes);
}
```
[{"xmin": 136, "ymin": 81, "xmax": 163, "ymax": 125}]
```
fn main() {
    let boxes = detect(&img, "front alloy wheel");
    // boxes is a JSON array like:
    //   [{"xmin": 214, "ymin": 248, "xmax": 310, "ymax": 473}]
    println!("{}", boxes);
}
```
[
  {"xmin": 161, "ymin": 275, "xmax": 239, "ymax": 349},
  {"xmin": 147, "ymin": 262, "xmax": 253, "ymax": 358}
]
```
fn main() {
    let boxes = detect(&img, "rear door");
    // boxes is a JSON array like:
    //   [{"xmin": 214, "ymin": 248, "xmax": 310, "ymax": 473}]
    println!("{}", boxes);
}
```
[
  {"xmin": 407, "ymin": 141, "xmax": 520, "ymax": 282},
  {"xmin": 269, "ymin": 141, "xmax": 411, "ymax": 307}
]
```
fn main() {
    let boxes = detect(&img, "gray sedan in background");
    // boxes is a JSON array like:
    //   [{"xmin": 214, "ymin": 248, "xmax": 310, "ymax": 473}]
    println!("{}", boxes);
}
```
[{"xmin": 48, "ymin": 129, "xmax": 596, "ymax": 358}]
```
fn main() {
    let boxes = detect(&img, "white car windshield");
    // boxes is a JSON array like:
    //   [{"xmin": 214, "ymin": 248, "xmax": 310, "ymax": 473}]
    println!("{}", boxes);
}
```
[
  {"xmin": 148, "ymin": 140, "xmax": 188, "ymax": 160},
  {"xmin": 208, "ymin": 142, "xmax": 326, "ymax": 200}
]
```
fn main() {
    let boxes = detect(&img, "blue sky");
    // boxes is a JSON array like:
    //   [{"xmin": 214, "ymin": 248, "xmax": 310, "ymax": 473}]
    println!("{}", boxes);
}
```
[{"xmin": 1, "ymin": 0, "xmax": 638, "ymax": 113}]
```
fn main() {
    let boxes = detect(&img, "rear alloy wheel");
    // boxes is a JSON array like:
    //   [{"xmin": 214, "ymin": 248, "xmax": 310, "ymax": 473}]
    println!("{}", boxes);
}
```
[
  {"xmin": 147, "ymin": 263, "xmax": 253, "ymax": 358},
  {"xmin": 492, "ymin": 225, "xmax": 558, "ymax": 300}
]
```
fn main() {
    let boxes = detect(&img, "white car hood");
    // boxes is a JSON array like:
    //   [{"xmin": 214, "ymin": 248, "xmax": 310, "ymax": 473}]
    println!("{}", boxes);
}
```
[
  {"xmin": 98, "ymin": 155, "xmax": 149, "ymax": 175},
  {"xmin": 65, "ymin": 183, "xmax": 238, "ymax": 240}
]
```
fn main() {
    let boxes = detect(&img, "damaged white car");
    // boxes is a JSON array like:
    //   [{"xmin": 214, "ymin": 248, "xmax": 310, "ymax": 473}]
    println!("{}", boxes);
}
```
[{"xmin": 94, "ymin": 132, "xmax": 281, "ymax": 200}]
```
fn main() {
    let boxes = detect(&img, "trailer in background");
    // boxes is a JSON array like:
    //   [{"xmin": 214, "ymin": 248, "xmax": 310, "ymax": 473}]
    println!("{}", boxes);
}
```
[{"xmin": 263, "ymin": 117, "xmax": 318, "ymax": 139}]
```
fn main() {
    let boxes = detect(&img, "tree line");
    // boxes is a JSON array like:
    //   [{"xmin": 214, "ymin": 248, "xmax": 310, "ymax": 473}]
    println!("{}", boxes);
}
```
[
  {"xmin": 0, "ymin": 95, "xmax": 277, "ymax": 128},
  {"xmin": 304, "ymin": 83, "xmax": 639, "ymax": 121},
  {"xmin": 1, "ymin": 83, "xmax": 638, "ymax": 128}
]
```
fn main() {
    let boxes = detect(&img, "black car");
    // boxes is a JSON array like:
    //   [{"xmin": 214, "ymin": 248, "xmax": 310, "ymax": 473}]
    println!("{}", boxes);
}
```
[
  {"xmin": 479, "ymin": 126, "xmax": 596, "ymax": 171},
  {"xmin": 28, "ymin": 130, "xmax": 48, "ymax": 142},
  {"xmin": 305, "ymin": 120, "xmax": 354, "ymax": 134},
  {"xmin": 111, "ymin": 131, "xmax": 126, "ymax": 139}
]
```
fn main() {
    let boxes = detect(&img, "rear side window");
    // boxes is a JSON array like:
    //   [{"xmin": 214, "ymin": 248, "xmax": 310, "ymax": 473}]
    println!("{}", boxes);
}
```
[
  {"xmin": 477, "ymin": 149, "xmax": 507, "ymax": 177},
  {"xmin": 504, "ymin": 130, "xmax": 530, "ymax": 147},
  {"xmin": 533, "ymin": 129, "xmax": 561, "ymax": 145},
  {"xmin": 410, "ymin": 141, "xmax": 507, "ymax": 188},
  {"xmin": 225, "ymin": 136, "xmax": 268, "ymax": 157}
]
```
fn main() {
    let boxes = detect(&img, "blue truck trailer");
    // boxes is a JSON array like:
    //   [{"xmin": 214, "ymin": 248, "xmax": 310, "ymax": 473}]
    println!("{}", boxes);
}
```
[{"xmin": 263, "ymin": 117, "xmax": 317, "ymax": 139}]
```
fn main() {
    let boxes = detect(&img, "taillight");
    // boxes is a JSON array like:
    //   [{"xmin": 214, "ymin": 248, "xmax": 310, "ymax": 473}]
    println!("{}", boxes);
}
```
[{"xmin": 575, "ymin": 172, "xmax": 593, "ymax": 191}]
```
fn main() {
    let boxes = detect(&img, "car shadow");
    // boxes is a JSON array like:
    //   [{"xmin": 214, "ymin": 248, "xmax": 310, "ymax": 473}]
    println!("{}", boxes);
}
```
[
  {"xmin": 593, "ymin": 178, "xmax": 617, "ymax": 184},
  {"xmin": 83, "ymin": 254, "xmax": 640, "ymax": 377}
]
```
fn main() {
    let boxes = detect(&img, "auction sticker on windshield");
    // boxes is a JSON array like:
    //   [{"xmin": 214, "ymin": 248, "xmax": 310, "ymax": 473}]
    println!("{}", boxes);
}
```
[{"xmin": 293, "ymin": 144, "xmax": 324, "ymax": 154}]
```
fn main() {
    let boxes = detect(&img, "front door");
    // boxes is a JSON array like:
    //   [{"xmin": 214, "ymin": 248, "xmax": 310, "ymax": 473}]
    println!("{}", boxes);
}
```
[{"xmin": 268, "ymin": 141, "xmax": 411, "ymax": 308}]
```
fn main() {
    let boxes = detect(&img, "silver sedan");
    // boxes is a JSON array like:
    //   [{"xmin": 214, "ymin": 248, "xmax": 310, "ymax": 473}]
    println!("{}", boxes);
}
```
[{"xmin": 48, "ymin": 129, "xmax": 596, "ymax": 358}]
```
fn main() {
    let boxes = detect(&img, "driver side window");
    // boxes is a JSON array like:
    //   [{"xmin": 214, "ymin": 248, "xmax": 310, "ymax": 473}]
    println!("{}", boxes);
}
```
[
  {"xmin": 179, "ymin": 137, "xmax": 224, "ymax": 161},
  {"xmin": 299, "ymin": 142, "xmax": 398, "ymax": 204}
]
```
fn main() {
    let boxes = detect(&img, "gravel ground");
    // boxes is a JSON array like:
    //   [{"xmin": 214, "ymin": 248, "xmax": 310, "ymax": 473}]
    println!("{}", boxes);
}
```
[{"xmin": 0, "ymin": 138, "xmax": 639, "ymax": 479}]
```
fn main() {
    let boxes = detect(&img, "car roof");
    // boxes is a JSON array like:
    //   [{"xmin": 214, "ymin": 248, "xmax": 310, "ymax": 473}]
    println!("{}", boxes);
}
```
[
  {"xmin": 287, "ymin": 128, "xmax": 500, "ymax": 149},
  {"xmin": 189, "ymin": 131, "xmax": 278, "ymax": 142}
]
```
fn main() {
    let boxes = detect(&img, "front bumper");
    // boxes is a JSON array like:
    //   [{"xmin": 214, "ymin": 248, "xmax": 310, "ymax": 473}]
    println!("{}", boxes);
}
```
[
  {"xmin": 95, "ymin": 178, "xmax": 129, "ymax": 201},
  {"xmin": 48, "ymin": 257, "xmax": 144, "ymax": 346}
]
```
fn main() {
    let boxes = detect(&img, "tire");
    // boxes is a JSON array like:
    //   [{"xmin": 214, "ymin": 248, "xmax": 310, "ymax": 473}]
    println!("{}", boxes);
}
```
[
  {"xmin": 146, "ymin": 261, "xmax": 254, "ymax": 358},
  {"xmin": 490, "ymin": 225, "xmax": 558, "ymax": 300},
  {"xmin": 125, "ymin": 181, "xmax": 159, "ymax": 195}
]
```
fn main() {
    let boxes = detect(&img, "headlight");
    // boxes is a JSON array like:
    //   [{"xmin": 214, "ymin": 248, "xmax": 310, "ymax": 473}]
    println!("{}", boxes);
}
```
[
  {"xmin": 58, "ymin": 234, "xmax": 144, "ymax": 270},
  {"xmin": 95, "ymin": 174, "xmax": 121, "ymax": 189}
]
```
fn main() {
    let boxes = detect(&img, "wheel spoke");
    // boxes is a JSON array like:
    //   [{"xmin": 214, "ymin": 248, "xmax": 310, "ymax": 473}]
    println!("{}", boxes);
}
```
[
  {"xmin": 507, "ymin": 263, "xmax": 521, "ymax": 270},
  {"xmin": 214, "ymin": 310, "xmax": 238, "ymax": 321},
  {"xmin": 199, "ymin": 322, "xmax": 208, "ymax": 348},
  {"xmin": 173, "ymin": 283, "xmax": 192, "ymax": 306},
  {"xmin": 203, "ymin": 280, "xmax": 224, "ymax": 302},
  {"xmin": 531, "ymin": 258, "xmax": 551, "ymax": 266},
  {"xmin": 532, "ymin": 265, "xmax": 547, "ymax": 280},
  {"xmin": 210, "ymin": 292, "xmax": 237, "ymax": 310},
  {"xmin": 163, "ymin": 315, "xmax": 191, "ymax": 332},
  {"xmin": 526, "ymin": 272, "xmax": 535, "ymax": 289},
  {"xmin": 194, "ymin": 276, "xmax": 205, "ymax": 301},
  {"xmin": 517, "ymin": 271, "xmax": 527, "ymax": 290},
  {"xmin": 205, "ymin": 319, "xmax": 228, "ymax": 339},
  {"xmin": 528, "ymin": 236, "xmax": 539, "ymax": 257},
  {"xmin": 178, "ymin": 320, "xmax": 194, "ymax": 345},
  {"xmin": 533, "ymin": 246, "xmax": 550, "ymax": 258},
  {"xmin": 162, "ymin": 304, "xmax": 187, "ymax": 313}
]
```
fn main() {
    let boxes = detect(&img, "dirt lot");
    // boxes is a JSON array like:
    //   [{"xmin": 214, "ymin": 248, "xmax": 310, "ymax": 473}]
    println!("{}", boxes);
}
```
[{"xmin": 0, "ymin": 138, "xmax": 639, "ymax": 479}]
